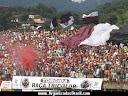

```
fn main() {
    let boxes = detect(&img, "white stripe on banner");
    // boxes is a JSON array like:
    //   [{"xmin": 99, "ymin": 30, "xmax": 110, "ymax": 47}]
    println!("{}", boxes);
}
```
[
  {"xmin": 12, "ymin": 76, "xmax": 103, "ymax": 90},
  {"xmin": 82, "ymin": 11, "xmax": 98, "ymax": 18}
]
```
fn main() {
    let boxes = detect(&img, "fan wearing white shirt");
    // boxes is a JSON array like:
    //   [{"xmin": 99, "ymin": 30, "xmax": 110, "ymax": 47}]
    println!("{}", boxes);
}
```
[{"xmin": 13, "ymin": 69, "xmax": 17, "ymax": 76}]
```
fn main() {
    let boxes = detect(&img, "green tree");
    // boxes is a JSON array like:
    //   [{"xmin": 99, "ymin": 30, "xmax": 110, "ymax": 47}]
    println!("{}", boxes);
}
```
[
  {"xmin": 42, "ymin": 20, "xmax": 51, "ymax": 30},
  {"xmin": 18, "ymin": 14, "xmax": 28, "ymax": 22}
]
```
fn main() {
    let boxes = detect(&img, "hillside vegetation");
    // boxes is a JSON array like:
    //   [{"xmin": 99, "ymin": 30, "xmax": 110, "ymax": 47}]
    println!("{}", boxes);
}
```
[{"xmin": 0, "ymin": 0, "xmax": 128, "ymax": 30}]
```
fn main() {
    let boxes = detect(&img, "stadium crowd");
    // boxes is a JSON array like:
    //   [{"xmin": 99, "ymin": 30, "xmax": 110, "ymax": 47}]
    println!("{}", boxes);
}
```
[{"xmin": 0, "ymin": 28, "xmax": 128, "ymax": 82}]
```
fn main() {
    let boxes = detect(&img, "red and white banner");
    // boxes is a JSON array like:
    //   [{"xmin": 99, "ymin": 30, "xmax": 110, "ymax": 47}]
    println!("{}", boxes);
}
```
[
  {"xmin": 12, "ymin": 76, "xmax": 103, "ymax": 90},
  {"xmin": 0, "ymin": 81, "xmax": 12, "ymax": 89},
  {"xmin": 79, "ymin": 23, "xmax": 119, "ymax": 46},
  {"xmin": 82, "ymin": 11, "xmax": 98, "ymax": 23},
  {"xmin": 0, "ymin": 81, "xmax": 2, "ymax": 91}
]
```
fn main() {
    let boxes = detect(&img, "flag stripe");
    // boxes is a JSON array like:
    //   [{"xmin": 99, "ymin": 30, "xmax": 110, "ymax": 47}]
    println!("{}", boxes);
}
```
[
  {"xmin": 60, "ymin": 26, "xmax": 93, "ymax": 48},
  {"xmin": 82, "ymin": 11, "xmax": 98, "ymax": 24},
  {"xmin": 50, "ymin": 21, "xmax": 54, "ymax": 30},
  {"xmin": 82, "ymin": 16, "xmax": 98, "ymax": 21},
  {"xmin": 79, "ymin": 23, "xmax": 119, "ymax": 46},
  {"xmin": 60, "ymin": 15, "xmax": 74, "ymax": 28}
]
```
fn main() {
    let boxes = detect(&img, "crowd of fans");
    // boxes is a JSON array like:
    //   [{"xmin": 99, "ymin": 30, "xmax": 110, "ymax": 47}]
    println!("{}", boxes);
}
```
[{"xmin": 0, "ymin": 28, "xmax": 128, "ymax": 82}]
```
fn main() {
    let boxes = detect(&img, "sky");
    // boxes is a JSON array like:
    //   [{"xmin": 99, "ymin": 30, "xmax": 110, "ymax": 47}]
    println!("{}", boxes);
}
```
[{"xmin": 71, "ymin": 0, "xmax": 86, "ymax": 3}]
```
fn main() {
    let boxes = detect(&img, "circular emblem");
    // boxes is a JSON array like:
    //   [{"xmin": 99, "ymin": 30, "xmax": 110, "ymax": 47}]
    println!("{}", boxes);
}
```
[
  {"xmin": 22, "ymin": 78, "xmax": 29, "ymax": 88},
  {"xmin": 81, "ymin": 80, "xmax": 90, "ymax": 89}
]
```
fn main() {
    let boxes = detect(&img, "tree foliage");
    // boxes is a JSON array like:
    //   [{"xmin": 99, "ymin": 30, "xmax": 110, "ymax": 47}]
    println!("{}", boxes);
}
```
[
  {"xmin": 94, "ymin": 0, "xmax": 128, "ymax": 26},
  {"xmin": 0, "ymin": 0, "xmax": 128, "ymax": 31}
]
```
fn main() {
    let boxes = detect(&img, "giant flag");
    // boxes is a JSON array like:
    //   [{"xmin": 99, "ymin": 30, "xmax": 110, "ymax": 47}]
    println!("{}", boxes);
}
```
[
  {"xmin": 82, "ymin": 11, "xmax": 98, "ymax": 24},
  {"xmin": 108, "ymin": 25, "xmax": 128, "ymax": 43},
  {"xmin": 50, "ymin": 18, "xmax": 58, "ymax": 30},
  {"xmin": 60, "ymin": 13, "xmax": 74, "ymax": 28},
  {"xmin": 60, "ymin": 26, "xmax": 93, "ymax": 48},
  {"xmin": 79, "ymin": 23, "xmax": 119, "ymax": 46}
]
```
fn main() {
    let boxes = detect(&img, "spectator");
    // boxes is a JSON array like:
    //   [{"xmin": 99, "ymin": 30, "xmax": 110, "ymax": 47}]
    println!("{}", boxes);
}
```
[
  {"xmin": 126, "ymin": 69, "xmax": 128, "ymax": 82},
  {"xmin": 0, "ymin": 29, "xmax": 128, "ymax": 83},
  {"xmin": 70, "ymin": 69, "xmax": 75, "ymax": 78}
]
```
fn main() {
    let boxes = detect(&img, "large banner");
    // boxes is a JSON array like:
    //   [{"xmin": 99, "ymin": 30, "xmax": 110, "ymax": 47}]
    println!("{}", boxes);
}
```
[{"xmin": 12, "ymin": 76, "xmax": 103, "ymax": 90}]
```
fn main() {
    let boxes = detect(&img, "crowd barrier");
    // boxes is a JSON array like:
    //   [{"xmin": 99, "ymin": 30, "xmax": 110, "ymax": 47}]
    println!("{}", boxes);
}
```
[
  {"xmin": 0, "ymin": 76, "xmax": 128, "ymax": 92},
  {"xmin": 0, "ymin": 76, "xmax": 103, "ymax": 91}
]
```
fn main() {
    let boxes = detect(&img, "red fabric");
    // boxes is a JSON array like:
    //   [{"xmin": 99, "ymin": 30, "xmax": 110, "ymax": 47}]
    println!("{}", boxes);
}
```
[
  {"xmin": 25, "ymin": 40, "xmax": 28, "ymax": 44},
  {"xmin": 91, "ymin": 62, "xmax": 94, "ymax": 66},
  {"xmin": 0, "ymin": 64, "xmax": 3, "ymax": 67},
  {"xmin": 74, "ymin": 58, "xmax": 77, "ymax": 63},
  {"xmin": 47, "ymin": 59, "xmax": 50, "ymax": 63},
  {"xmin": 61, "ymin": 63, "xmax": 64, "ymax": 67},
  {"xmin": 24, "ymin": 72, "xmax": 26, "ymax": 76},
  {"xmin": 45, "ymin": 69, "xmax": 47, "ymax": 73},
  {"xmin": 119, "ymin": 52, "xmax": 122, "ymax": 55},
  {"xmin": 95, "ymin": 46, "xmax": 99, "ymax": 51},
  {"xmin": 105, "ymin": 70, "xmax": 109, "ymax": 74},
  {"xmin": 73, "ymin": 56, "xmax": 76, "ymax": 60},
  {"xmin": 60, "ymin": 26, "xmax": 93, "ymax": 48},
  {"xmin": 67, "ymin": 61, "xmax": 71, "ymax": 67},
  {"xmin": 55, "ymin": 73, "xmax": 58, "ymax": 77},
  {"xmin": 109, "ymin": 52, "xmax": 112, "ymax": 56},
  {"xmin": 85, "ymin": 52, "xmax": 89, "ymax": 56},
  {"xmin": 82, "ymin": 16, "xmax": 98, "ymax": 21},
  {"xmin": 61, "ymin": 29, "xmax": 64, "ymax": 34},
  {"xmin": 0, "ymin": 81, "xmax": 2, "ymax": 87},
  {"xmin": 78, "ymin": 53, "xmax": 81, "ymax": 58},
  {"xmin": 47, "ymin": 67, "xmax": 50, "ymax": 72}
]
